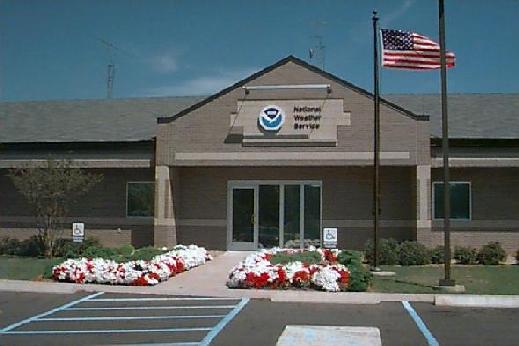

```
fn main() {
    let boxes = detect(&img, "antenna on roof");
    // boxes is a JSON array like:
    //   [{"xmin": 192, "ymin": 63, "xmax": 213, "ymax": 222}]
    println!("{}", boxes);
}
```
[
  {"xmin": 309, "ymin": 20, "xmax": 327, "ymax": 70},
  {"xmin": 96, "ymin": 37, "xmax": 132, "ymax": 99}
]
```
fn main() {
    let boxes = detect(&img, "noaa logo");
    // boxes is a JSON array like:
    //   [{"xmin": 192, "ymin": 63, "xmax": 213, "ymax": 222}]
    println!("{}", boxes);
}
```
[{"xmin": 259, "ymin": 105, "xmax": 285, "ymax": 131}]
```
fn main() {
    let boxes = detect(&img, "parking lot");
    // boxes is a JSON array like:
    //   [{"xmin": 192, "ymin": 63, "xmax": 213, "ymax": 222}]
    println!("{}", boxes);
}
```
[{"xmin": 2, "ymin": 291, "xmax": 519, "ymax": 345}]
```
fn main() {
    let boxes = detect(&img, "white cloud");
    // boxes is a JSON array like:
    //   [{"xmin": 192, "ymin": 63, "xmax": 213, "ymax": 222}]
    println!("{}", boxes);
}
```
[
  {"xmin": 143, "ymin": 67, "xmax": 258, "ymax": 96},
  {"xmin": 380, "ymin": 0, "xmax": 415, "ymax": 27},
  {"xmin": 149, "ymin": 54, "xmax": 179, "ymax": 73},
  {"xmin": 346, "ymin": 0, "xmax": 415, "ymax": 44}
]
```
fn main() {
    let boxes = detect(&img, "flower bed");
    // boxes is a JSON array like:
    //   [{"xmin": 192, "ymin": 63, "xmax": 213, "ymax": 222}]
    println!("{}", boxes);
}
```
[
  {"xmin": 52, "ymin": 244, "xmax": 211, "ymax": 286},
  {"xmin": 227, "ymin": 247, "xmax": 351, "ymax": 292}
]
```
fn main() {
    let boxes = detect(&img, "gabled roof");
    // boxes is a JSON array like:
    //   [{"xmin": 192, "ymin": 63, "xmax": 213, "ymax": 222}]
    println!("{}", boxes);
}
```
[
  {"xmin": 157, "ymin": 55, "xmax": 429, "ymax": 124},
  {"xmin": 385, "ymin": 93, "xmax": 519, "ymax": 139}
]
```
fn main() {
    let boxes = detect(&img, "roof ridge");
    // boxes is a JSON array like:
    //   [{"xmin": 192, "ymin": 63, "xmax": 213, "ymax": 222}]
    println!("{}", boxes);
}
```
[{"xmin": 158, "ymin": 55, "xmax": 428, "ymax": 124}]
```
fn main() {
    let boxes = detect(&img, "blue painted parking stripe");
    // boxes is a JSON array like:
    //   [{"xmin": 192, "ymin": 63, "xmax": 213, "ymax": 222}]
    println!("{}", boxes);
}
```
[
  {"xmin": 1, "ymin": 327, "xmax": 212, "ymax": 335},
  {"xmin": 37, "ymin": 315, "xmax": 226, "ymax": 321},
  {"xmin": 90, "ymin": 297, "xmax": 239, "ymax": 302},
  {"xmin": 66, "ymin": 305, "xmax": 236, "ymax": 311},
  {"xmin": 199, "ymin": 297, "xmax": 249, "ymax": 346},
  {"xmin": 0, "ymin": 291, "xmax": 105, "ymax": 333},
  {"xmin": 402, "ymin": 301, "xmax": 439, "ymax": 346}
]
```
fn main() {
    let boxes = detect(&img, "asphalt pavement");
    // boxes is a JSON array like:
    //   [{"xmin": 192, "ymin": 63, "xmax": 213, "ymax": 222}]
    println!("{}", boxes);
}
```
[{"xmin": 1, "ymin": 291, "xmax": 519, "ymax": 345}]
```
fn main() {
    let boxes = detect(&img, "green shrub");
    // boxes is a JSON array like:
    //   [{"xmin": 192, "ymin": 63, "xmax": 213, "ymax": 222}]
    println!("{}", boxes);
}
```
[
  {"xmin": 477, "ymin": 242, "xmax": 506, "ymax": 265},
  {"xmin": 364, "ymin": 238, "xmax": 400, "ymax": 265},
  {"xmin": 337, "ymin": 250, "xmax": 363, "ymax": 266},
  {"xmin": 270, "ymin": 251, "xmax": 322, "ymax": 265},
  {"xmin": 516, "ymin": 249, "xmax": 519, "ymax": 263},
  {"xmin": 132, "ymin": 246, "xmax": 165, "ymax": 261},
  {"xmin": 54, "ymin": 237, "xmax": 102, "ymax": 259},
  {"xmin": 430, "ymin": 245, "xmax": 445, "ymax": 264},
  {"xmin": 347, "ymin": 265, "xmax": 372, "ymax": 292},
  {"xmin": 117, "ymin": 244, "xmax": 135, "ymax": 257},
  {"xmin": 454, "ymin": 246, "xmax": 478, "ymax": 264},
  {"xmin": 0, "ymin": 236, "xmax": 43, "ymax": 257},
  {"xmin": 83, "ymin": 246, "xmax": 117, "ymax": 260},
  {"xmin": 16, "ymin": 236, "xmax": 44, "ymax": 257},
  {"xmin": 398, "ymin": 241, "xmax": 431, "ymax": 266},
  {"xmin": 338, "ymin": 250, "xmax": 371, "ymax": 292}
]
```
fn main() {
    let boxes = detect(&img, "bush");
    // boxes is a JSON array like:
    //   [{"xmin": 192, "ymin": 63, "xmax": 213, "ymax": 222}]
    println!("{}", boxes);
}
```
[
  {"xmin": 337, "ymin": 250, "xmax": 363, "ymax": 266},
  {"xmin": 516, "ymin": 249, "xmax": 519, "ymax": 264},
  {"xmin": 117, "ymin": 244, "xmax": 135, "ymax": 258},
  {"xmin": 271, "ymin": 251, "xmax": 322, "ymax": 265},
  {"xmin": 430, "ymin": 245, "xmax": 445, "ymax": 264},
  {"xmin": 83, "ymin": 246, "xmax": 117, "ymax": 260},
  {"xmin": 54, "ymin": 237, "xmax": 102, "ymax": 259},
  {"xmin": 477, "ymin": 242, "xmax": 506, "ymax": 265},
  {"xmin": 365, "ymin": 238, "xmax": 400, "ymax": 265},
  {"xmin": 0, "ymin": 236, "xmax": 44, "ymax": 257},
  {"xmin": 132, "ymin": 246, "xmax": 165, "ymax": 261},
  {"xmin": 17, "ymin": 236, "xmax": 44, "ymax": 257},
  {"xmin": 454, "ymin": 246, "xmax": 478, "ymax": 264},
  {"xmin": 398, "ymin": 241, "xmax": 431, "ymax": 266},
  {"xmin": 338, "ymin": 250, "xmax": 371, "ymax": 292}
]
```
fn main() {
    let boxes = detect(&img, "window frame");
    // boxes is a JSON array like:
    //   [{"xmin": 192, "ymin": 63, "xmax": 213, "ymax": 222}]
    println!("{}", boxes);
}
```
[
  {"xmin": 432, "ymin": 181, "xmax": 472, "ymax": 221},
  {"xmin": 126, "ymin": 181, "xmax": 155, "ymax": 218}
]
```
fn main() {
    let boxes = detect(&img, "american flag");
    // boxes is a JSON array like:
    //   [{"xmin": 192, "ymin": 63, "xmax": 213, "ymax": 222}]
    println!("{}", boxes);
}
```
[{"xmin": 381, "ymin": 29, "xmax": 455, "ymax": 70}]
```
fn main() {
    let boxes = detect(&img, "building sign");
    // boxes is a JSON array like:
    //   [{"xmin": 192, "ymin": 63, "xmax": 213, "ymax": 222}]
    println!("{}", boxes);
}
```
[
  {"xmin": 259, "ymin": 105, "xmax": 285, "ymax": 131},
  {"xmin": 234, "ymin": 99, "xmax": 350, "ymax": 146},
  {"xmin": 323, "ymin": 227, "xmax": 338, "ymax": 248},
  {"xmin": 72, "ymin": 222, "xmax": 85, "ymax": 243},
  {"xmin": 293, "ymin": 106, "xmax": 322, "ymax": 130}
]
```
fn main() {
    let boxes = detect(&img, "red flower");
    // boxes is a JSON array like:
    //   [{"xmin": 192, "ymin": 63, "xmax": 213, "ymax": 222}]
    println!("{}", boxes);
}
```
[
  {"xmin": 245, "ymin": 272, "xmax": 270, "ymax": 288},
  {"xmin": 148, "ymin": 272, "xmax": 160, "ymax": 281},
  {"xmin": 337, "ymin": 269, "xmax": 350, "ymax": 285},
  {"xmin": 323, "ymin": 249, "xmax": 337, "ymax": 263},
  {"xmin": 293, "ymin": 270, "xmax": 310, "ymax": 285},
  {"xmin": 175, "ymin": 259, "xmax": 185, "ymax": 273},
  {"xmin": 131, "ymin": 276, "xmax": 149, "ymax": 286}
]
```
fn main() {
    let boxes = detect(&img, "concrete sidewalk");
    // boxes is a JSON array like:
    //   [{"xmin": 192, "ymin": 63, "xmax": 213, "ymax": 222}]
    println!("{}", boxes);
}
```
[{"xmin": 1, "ymin": 251, "xmax": 518, "ymax": 307}]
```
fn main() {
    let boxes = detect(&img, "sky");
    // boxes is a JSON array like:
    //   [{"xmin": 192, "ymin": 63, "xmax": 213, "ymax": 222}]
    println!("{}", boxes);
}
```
[{"xmin": 1, "ymin": 0, "xmax": 518, "ymax": 102}]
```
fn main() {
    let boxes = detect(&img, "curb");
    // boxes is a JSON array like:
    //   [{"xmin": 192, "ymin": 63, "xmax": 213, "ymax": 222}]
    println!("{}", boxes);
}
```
[{"xmin": 435, "ymin": 294, "xmax": 519, "ymax": 308}]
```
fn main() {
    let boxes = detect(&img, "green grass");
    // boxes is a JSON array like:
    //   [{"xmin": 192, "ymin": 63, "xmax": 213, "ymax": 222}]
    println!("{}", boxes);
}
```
[
  {"xmin": 0, "ymin": 256, "xmax": 63, "ymax": 280},
  {"xmin": 372, "ymin": 265, "xmax": 519, "ymax": 294}
]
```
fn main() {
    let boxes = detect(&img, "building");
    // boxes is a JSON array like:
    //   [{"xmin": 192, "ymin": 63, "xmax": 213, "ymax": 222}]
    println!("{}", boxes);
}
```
[{"xmin": 1, "ymin": 56, "xmax": 519, "ymax": 253}]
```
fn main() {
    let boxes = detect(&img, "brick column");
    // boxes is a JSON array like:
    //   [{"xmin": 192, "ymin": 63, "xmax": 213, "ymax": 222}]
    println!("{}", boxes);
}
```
[
  {"xmin": 416, "ymin": 165, "xmax": 433, "ymax": 246},
  {"xmin": 154, "ymin": 165, "xmax": 177, "ymax": 247}
]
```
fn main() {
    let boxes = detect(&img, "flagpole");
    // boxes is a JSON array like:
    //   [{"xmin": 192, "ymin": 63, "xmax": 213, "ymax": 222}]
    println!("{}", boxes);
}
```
[
  {"xmin": 372, "ymin": 10, "xmax": 381, "ymax": 271},
  {"xmin": 438, "ymin": 0, "xmax": 455, "ymax": 287}
]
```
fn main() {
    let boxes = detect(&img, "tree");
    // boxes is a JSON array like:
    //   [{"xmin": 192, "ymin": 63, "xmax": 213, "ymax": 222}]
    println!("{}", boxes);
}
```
[{"xmin": 8, "ymin": 160, "xmax": 103, "ymax": 257}]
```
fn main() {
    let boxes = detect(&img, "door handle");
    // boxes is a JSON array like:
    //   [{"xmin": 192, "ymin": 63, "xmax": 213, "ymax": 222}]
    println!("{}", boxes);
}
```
[{"xmin": 251, "ymin": 214, "xmax": 255, "ymax": 225}]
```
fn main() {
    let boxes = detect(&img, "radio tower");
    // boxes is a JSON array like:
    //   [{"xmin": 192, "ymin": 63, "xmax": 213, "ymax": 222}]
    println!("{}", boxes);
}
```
[
  {"xmin": 308, "ymin": 20, "xmax": 327, "ymax": 70},
  {"xmin": 97, "ymin": 38, "xmax": 126, "ymax": 99}
]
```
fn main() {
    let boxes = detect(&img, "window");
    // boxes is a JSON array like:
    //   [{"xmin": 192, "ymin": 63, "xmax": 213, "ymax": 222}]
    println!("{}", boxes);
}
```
[
  {"xmin": 127, "ymin": 182, "xmax": 154, "ymax": 217},
  {"xmin": 433, "ymin": 182, "xmax": 471, "ymax": 220}
]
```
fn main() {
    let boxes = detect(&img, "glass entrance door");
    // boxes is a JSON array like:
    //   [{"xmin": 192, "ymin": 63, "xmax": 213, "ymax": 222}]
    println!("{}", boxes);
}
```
[
  {"xmin": 228, "ymin": 181, "xmax": 322, "ymax": 250},
  {"xmin": 229, "ymin": 187, "xmax": 257, "ymax": 250}
]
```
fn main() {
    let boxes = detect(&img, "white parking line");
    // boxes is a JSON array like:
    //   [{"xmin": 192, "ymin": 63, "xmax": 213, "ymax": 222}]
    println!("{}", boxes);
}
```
[
  {"xmin": 0, "ymin": 293, "xmax": 249, "ymax": 345},
  {"xmin": 37, "ymin": 315, "xmax": 226, "ymax": 321},
  {"xmin": 66, "ymin": 305, "xmax": 237, "ymax": 311},
  {"xmin": 0, "ymin": 292, "xmax": 105, "ymax": 333},
  {"xmin": 199, "ymin": 297, "xmax": 249, "ymax": 346},
  {"xmin": 1, "ymin": 327, "xmax": 212, "ymax": 335},
  {"xmin": 402, "ymin": 301, "xmax": 439, "ymax": 346},
  {"xmin": 90, "ymin": 297, "xmax": 239, "ymax": 302}
]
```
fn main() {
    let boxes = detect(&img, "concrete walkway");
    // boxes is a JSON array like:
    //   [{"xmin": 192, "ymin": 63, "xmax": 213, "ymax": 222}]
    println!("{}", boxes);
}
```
[{"xmin": 1, "ymin": 252, "xmax": 518, "ymax": 307}]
